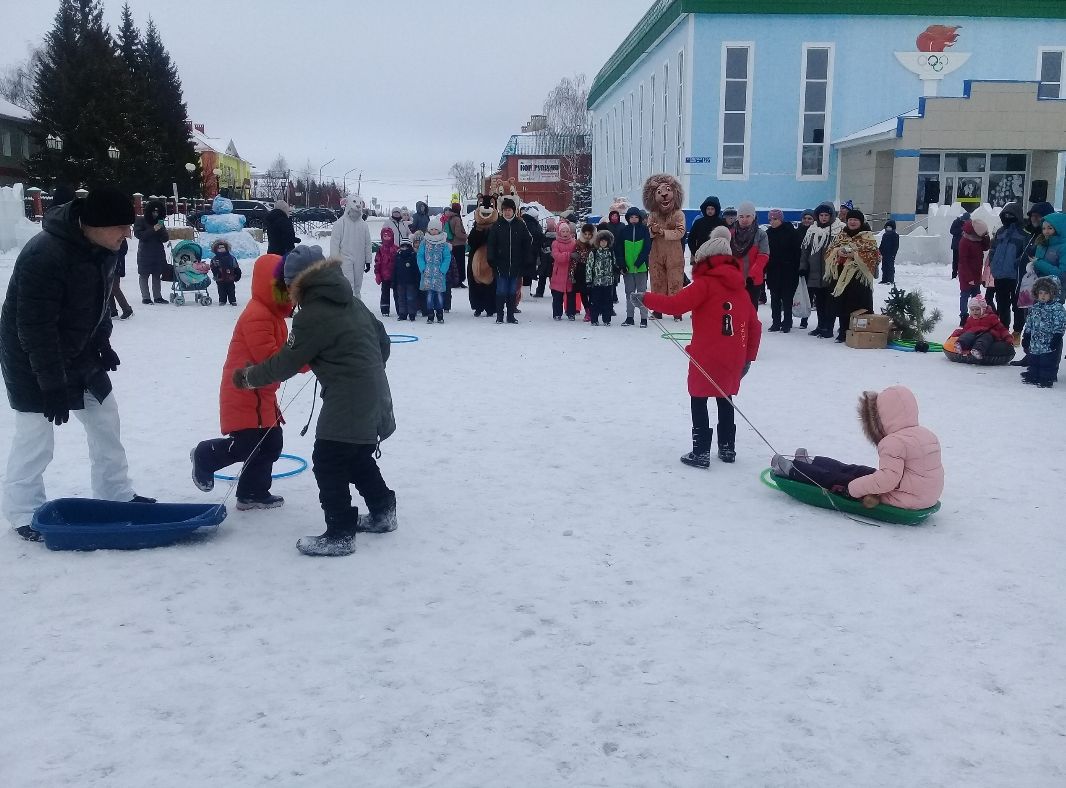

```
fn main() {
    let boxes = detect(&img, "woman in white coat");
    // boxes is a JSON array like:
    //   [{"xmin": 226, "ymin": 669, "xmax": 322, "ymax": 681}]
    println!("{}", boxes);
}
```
[{"xmin": 330, "ymin": 197, "xmax": 373, "ymax": 299}]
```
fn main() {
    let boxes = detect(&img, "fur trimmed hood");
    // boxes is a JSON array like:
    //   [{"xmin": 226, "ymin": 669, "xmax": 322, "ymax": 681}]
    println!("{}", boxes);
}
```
[
  {"xmin": 859, "ymin": 385, "xmax": 920, "ymax": 445},
  {"xmin": 592, "ymin": 229, "xmax": 616, "ymax": 248},
  {"xmin": 288, "ymin": 257, "xmax": 348, "ymax": 306},
  {"xmin": 642, "ymin": 173, "xmax": 684, "ymax": 216},
  {"xmin": 1033, "ymin": 275, "xmax": 1061, "ymax": 300}
]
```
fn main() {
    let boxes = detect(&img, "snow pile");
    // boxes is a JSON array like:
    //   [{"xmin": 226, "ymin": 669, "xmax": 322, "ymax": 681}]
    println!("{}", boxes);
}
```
[
  {"xmin": 0, "ymin": 184, "xmax": 39, "ymax": 252},
  {"xmin": 197, "ymin": 230, "xmax": 260, "ymax": 259},
  {"xmin": 202, "ymin": 213, "xmax": 246, "ymax": 234}
]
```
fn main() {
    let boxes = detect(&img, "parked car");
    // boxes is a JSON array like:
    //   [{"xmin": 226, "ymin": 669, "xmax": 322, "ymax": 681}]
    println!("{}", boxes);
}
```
[
  {"xmin": 293, "ymin": 207, "xmax": 341, "ymax": 223},
  {"xmin": 184, "ymin": 199, "xmax": 272, "ymax": 230}
]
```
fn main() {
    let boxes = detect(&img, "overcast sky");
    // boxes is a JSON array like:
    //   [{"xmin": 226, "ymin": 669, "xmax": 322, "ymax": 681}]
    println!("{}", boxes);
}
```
[{"xmin": 0, "ymin": 0, "xmax": 652, "ymax": 207}]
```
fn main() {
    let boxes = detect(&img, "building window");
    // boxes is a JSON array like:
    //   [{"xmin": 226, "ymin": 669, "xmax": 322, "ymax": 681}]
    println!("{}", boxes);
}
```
[
  {"xmin": 914, "ymin": 151, "xmax": 1029, "ymax": 214},
  {"xmin": 604, "ymin": 118, "xmax": 611, "ymax": 195},
  {"xmin": 614, "ymin": 104, "xmax": 621, "ymax": 193},
  {"xmin": 622, "ymin": 91, "xmax": 631, "ymax": 189},
  {"xmin": 22, "ymin": 134, "xmax": 30, "ymax": 159},
  {"xmin": 1, "ymin": 131, "xmax": 10, "ymax": 158},
  {"xmin": 1039, "ymin": 48, "xmax": 1064, "ymax": 99},
  {"xmin": 676, "ymin": 50, "xmax": 685, "ymax": 177},
  {"xmin": 620, "ymin": 98, "xmax": 626, "ymax": 192},
  {"xmin": 719, "ymin": 43, "xmax": 753, "ymax": 178},
  {"xmin": 649, "ymin": 72, "xmax": 656, "ymax": 174},
  {"xmin": 662, "ymin": 62, "xmax": 670, "ymax": 172},
  {"xmin": 638, "ymin": 84, "xmax": 644, "ymax": 182},
  {"xmin": 798, "ymin": 44, "xmax": 833, "ymax": 178}
]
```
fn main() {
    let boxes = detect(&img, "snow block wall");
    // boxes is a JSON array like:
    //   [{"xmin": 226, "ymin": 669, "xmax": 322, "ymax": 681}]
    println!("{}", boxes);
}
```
[{"xmin": 0, "ymin": 184, "xmax": 41, "ymax": 253}]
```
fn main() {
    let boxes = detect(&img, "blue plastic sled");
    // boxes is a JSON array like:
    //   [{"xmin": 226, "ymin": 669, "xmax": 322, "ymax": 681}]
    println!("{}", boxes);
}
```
[{"xmin": 31, "ymin": 498, "xmax": 227, "ymax": 551}]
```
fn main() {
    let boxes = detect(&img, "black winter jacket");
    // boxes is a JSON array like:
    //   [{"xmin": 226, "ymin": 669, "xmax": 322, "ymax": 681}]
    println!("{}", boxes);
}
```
[
  {"xmin": 521, "ymin": 214, "xmax": 544, "ymax": 278},
  {"xmin": 1, "ymin": 201, "xmax": 118, "ymax": 412},
  {"xmin": 487, "ymin": 216, "xmax": 533, "ymax": 278},
  {"xmin": 265, "ymin": 208, "xmax": 299, "ymax": 256},
  {"xmin": 765, "ymin": 221, "xmax": 801, "ymax": 290},
  {"xmin": 134, "ymin": 201, "xmax": 169, "ymax": 275},
  {"xmin": 687, "ymin": 196, "xmax": 724, "ymax": 256}
]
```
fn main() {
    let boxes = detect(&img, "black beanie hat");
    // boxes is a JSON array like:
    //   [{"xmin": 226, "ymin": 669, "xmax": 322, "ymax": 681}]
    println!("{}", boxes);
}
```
[
  {"xmin": 81, "ymin": 185, "xmax": 135, "ymax": 227},
  {"xmin": 846, "ymin": 208, "xmax": 866, "ymax": 225}
]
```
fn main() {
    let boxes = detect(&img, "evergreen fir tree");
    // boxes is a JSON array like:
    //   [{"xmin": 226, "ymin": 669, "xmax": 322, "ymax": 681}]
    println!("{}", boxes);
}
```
[
  {"xmin": 141, "ymin": 17, "xmax": 198, "ymax": 196},
  {"xmin": 30, "ymin": 0, "xmax": 136, "ymax": 190},
  {"xmin": 882, "ymin": 286, "xmax": 943, "ymax": 342}
]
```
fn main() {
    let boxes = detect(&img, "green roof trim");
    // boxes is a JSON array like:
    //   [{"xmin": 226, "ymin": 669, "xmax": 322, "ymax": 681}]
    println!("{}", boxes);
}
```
[{"xmin": 588, "ymin": 0, "xmax": 1066, "ymax": 107}]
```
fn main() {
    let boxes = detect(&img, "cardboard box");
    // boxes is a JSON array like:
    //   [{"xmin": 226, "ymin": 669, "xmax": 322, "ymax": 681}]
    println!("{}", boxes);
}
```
[
  {"xmin": 849, "ymin": 310, "xmax": 894, "ymax": 334},
  {"xmin": 845, "ymin": 330, "xmax": 889, "ymax": 349}
]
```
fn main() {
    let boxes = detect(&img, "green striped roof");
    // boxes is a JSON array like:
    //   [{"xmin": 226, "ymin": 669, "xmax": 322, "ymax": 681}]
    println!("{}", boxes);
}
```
[{"xmin": 589, "ymin": 0, "xmax": 1063, "ymax": 107}]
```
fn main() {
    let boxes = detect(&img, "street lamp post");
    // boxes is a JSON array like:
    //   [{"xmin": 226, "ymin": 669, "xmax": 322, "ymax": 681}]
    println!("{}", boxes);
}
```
[
  {"xmin": 342, "ymin": 166, "xmax": 358, "ymax": 201},
  {"xmin": 318, "ymin": 158, "xmax": 336, "ymax": 208}
]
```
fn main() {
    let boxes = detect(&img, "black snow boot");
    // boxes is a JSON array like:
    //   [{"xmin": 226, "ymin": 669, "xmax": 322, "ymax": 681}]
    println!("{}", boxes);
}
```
[
  {"xmin": 496, "ymin": 295, "xmax": 506, "ymax": 324},
  {"xmin": 506, "ymin": 296, "xmax": 519, "ymax": 323},
  {"xmin": 16, "ymin": 525, "xmax": 43, "ymax": 542},
  {"xmin": 717, "ymin": 423, "xmax": 737, "ymax": 463},
  {"xmin": 297, "ymin": 507, "xmax": 358, "ymax": 556},
  {"xmin": 680, "ymin": 427, "xmax": 713, "ymax": 469},
  {"xmin": 435, "ymin": 309, "xmax": 444, "ymax": 323},
  {"xmin": 357, "ymin": 491, "xmax": 398, "ymax": 534}
]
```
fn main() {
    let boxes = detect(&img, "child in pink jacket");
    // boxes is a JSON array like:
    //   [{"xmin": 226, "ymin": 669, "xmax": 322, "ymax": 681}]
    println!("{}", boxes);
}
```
[{"xmin": 771, "ymin": 385, "xmax": 944, "ymax": 509}]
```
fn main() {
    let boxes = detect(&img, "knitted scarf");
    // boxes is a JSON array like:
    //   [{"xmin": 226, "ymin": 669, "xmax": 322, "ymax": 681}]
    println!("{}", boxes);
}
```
[
  {"xmin": 801, "ymin": 221, "xmax": 834, "ymax": 255},
  {"xmin": 731, "ymin": 222, "xmax": 757, "ymax": 258}
]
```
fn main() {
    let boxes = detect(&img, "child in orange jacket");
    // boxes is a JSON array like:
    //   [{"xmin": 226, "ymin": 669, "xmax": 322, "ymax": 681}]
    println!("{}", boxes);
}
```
[{"xmin": 190, "ymin": 253, "xmax": 295, "ymax": 510}]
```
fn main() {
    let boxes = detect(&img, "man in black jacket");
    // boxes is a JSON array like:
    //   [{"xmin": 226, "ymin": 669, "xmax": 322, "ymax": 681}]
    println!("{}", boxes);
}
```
[
  {"xmin": 487, "ymin": 197, "xmax": 532, "ymax": 323},
  {"xmin": 520, "ymin": 205, "xmax": 545, "ymax": 298},
  {"xmin": 687, "ymin": 196, "xmax": 724, "ymax": 257},
  {"xmin": 1, "ymin": 185, "xmax": 154, "ymax": 541},
  {"xmin": 265, "ymin": 200, "xmax": 300, "ymax": 257}
]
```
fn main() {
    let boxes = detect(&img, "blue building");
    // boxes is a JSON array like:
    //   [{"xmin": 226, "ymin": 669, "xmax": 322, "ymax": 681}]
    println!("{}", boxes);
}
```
[{"xmin": 588, "ymin": 1, "xmax": 1066, "ymax": 225}]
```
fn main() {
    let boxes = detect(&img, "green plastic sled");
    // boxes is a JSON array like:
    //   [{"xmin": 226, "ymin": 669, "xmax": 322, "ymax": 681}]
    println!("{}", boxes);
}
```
[{"xmin": 760, "ymin": 468, "xmax": 941, "ymax": 525}]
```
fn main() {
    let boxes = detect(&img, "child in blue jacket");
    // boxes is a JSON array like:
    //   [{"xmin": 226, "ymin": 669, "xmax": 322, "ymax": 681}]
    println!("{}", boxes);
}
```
[
  {"xmin": 1021, "ymin": 276, "xmax": 1066, "ymax": 388},
  {"xmin": 417, "ymin": 223, "xmax": 451, "ymax": 323},
  {"xmin": 393, "ymin": 240, "xmax": 420, "ymax": 322}
]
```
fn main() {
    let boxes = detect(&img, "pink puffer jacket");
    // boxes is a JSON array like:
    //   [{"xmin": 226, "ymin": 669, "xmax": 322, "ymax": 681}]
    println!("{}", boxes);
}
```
[
  {"xmin": 847, "ymin": 386, "xmax": 944, "ymax": 509},
  {"xmin": 550, "ymin": 237, "xmax": 577, "ymax": 293}
]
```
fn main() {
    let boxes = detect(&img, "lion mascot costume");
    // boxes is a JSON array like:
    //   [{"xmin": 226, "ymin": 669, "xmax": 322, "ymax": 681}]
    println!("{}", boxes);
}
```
[{"xmin": 642, "ymin": 174, "xmax": 687, "ymax": 316}]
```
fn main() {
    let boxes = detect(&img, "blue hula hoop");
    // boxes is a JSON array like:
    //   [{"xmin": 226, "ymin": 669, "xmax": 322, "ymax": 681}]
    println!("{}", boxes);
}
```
[
  {"xmin": 389, "ymin": 334, "xmax": 419, "ymax": 343},
  {"xmin": 214, "ymin": 453, "xmax": 308, "ymax": 482}
]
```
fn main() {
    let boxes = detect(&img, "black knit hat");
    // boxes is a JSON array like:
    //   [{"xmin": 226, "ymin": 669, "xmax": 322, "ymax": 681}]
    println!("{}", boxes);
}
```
[
  {"xmin": 81, "ymin": 185, "xmax": 135, "ymax": 227},
  {"xmin": 846, "ymin": 208, "xmax": 866, "ymax": 225}
]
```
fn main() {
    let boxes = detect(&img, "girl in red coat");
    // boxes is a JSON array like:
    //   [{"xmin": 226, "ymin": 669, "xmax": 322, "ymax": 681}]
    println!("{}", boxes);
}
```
[
  {"xmin": 190, "ymin": 253, "xmax": 295, "ymax": 509},
  {"xmin": 638, "ymin": 226, "xmax": 762, "ymax": 467},
  {"xmin": 953, "ymin": 294, "xmax": 1013, "ymax": 360}
]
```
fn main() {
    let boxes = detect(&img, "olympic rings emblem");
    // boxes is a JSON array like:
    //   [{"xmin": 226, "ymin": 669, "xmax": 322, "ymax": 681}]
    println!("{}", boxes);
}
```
[{"xmin": 925, "ymin": 54, "xmax": 947, "ymax": 72}]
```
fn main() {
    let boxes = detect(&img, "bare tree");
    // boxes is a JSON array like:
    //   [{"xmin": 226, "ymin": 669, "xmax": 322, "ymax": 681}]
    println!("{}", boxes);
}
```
[
  {"xmin": 540, "ymin": 74, "xmax": 592, "ymax": 216},
  {"xmin": 255, "ymin": 153, "xmax": 291, "ymax": 201},
  {"xmin": 448, "ymin": 160, "xmax": 481, "ymax": 202},
  {"xmin": 0, "ymin": 45, "xmax": 44, "ymax": 113}
]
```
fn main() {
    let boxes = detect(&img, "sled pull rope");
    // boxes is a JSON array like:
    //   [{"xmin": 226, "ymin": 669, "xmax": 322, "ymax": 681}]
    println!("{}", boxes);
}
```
[
  {"xmin": 648, "ymin": 312, "xmax": 881, "ymax": 527},
  {"xmin": 212, "ymin": 372, "xmax": 318, "ymax": 515}
]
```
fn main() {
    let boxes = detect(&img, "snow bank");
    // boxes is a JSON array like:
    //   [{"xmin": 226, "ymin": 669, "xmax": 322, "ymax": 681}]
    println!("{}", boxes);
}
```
[
  {"xmin": 0, "ymin": 184, "xmax": 40, "ymax": 252},
  {"xmin": 197, "ymin": 230, "xmax": 260, "ymax": 259}
]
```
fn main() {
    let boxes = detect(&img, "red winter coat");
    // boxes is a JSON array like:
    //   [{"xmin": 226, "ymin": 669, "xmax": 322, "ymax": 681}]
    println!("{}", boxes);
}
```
[
  {"xmin": 375, "ymin": 228, "xmax": 397, "ymax": 284},
  {"xmin": 957, "ymin": 221, "xmax": 990, "ymax": 290},
  {"xmin": 219, "ymin": 254, "xmax": 293, "ymax": 434},
  {"xmin": 643, "ymin": 254, "xmax": 762, "ymax": 397},
  {"xmin": 959, "ymin": 311, "xmax": 1012, "ymax": 342}
]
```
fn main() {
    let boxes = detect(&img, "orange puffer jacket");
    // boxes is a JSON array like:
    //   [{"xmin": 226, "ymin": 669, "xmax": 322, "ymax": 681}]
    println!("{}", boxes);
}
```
[{"xmin": 219, "ymin": 254, "xmax": 292, "ymax": 434}]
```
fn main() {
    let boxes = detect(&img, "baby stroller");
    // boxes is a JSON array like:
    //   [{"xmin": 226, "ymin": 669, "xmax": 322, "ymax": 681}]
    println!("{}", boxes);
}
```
[{"xmin": 169, "ymin": 240, "xmax": 213, "ymax": 306}]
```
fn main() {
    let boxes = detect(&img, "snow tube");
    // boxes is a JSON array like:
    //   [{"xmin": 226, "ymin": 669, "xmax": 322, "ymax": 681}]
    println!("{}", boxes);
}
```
[
  {"xmin": 760, "ymin": 468, "xmax": 940, "ymax": 525},
  {"xmin": 31, "ymin": 499, "xmax": 226, "ymax": 551},
  {"xmin": 941, "ymin": 335, "xmax": 1015, "ymax": 365}
]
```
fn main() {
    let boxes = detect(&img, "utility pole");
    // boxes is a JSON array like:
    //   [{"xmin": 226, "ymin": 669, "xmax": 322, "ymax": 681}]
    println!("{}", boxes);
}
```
[{"xmin": 356, "ymin": 171, "xmax": 362, "ymax": 198}]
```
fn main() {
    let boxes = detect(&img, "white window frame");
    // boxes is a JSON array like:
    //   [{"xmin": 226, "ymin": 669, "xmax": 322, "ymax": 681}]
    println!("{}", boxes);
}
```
[
  {"xmin": 629, "ymin": 91, "xmax": 635, "ymax": 189},
  {"xmin": 1038, "ymin": 46, "xmax": 1065, "ymax": 99},
  {"xmin": 614, "ymin": 104, "xmax": 621, "ymax": 193},
  {"xmin": 662, "ymin": 61, "xmax": 670, "ymax": 172},
  {"xmin": 649, "ymin": 72, "xmax": 656, "ymax": 175},
  {"xmin": 676, "ymin": 50, "xmax": 685, "ymax": 177},
  {"xmin": 638, "ymin": 82, "xmax": 645, "ymax": 180},
  {"xmin": 796, "ymin": 43, "xmax": 835, "ymax": 181},
  {"xmin": 718, "ymin": 42, "xmax": 754, "ymax": 180},
  {"xmin": 620, "ymin": 97, "xmax": 627, "ymax": 192},
  {"xmin": 604, "ymin": 116, "xmax": 611, "ymax": 195}
]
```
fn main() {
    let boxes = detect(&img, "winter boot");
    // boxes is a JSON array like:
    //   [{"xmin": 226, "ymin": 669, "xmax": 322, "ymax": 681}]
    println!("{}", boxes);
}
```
[
  {"xmin": 639, "ymin": 318, "xmax": 648, "ymax": 328},
  {"xmin": 680, "ymin": 427, "xmax": 713, "ymax": 469},
  {"xmin": 297, "ymin": 507, "xmax": 358, "ymax": 556},
  {"xmin": 717, "ymin": 423, "xmax": 737, "ymax": 463},
  {"xmin": 408, "ymin": 313, "xmax": 416, "ymax": 322},
  {"xmin": 357, "ymin": 491, "xmax": 398, "ymax": 533},
  {"xmin": 652, "ymin": 311, "xmax": 663, "ymax": 319},
  {"xmin": 236, "ymin": 494, "xmax": 285, "ymax": 511},
  {"xmin": 190, "ymin": 446, "xmax": 214, "ymax": 492},
  {"xmin": 496, "ymin": 295, "xmax": 506, "ymax": 324},
  {"xmin": 16, "ymin": 525, "xmax": 43, "ymax": 542},
  {"xmin": 427, "ymin": 311, "xmax": 435, "ymax": 324},
  {"xmin": 621, "ymin": 317, "xmax": 635, "ymax": 326},
  {"xmin": 506, "ymin": 296, "xmax": 519, "ymax": 324},
  {"xmin": 435, "ymin": 310, "xmax": 444, "ymax": 323}
]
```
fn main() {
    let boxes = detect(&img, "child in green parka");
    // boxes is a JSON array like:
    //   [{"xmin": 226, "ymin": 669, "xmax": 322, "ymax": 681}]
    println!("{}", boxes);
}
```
[{"xmin": 615, "ymin": 207, "xmax": 651, "ymax": 327}]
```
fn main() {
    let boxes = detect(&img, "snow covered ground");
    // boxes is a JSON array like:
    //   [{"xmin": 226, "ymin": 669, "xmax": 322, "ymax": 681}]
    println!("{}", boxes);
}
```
[{"xmin": 1, "ymin": 236, "xmax": 1064, "ymax": 787}]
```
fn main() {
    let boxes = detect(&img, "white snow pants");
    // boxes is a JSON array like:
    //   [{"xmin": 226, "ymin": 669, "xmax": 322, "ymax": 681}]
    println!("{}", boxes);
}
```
[
  {"xmin": 342, "ymin": 264, "xmax": 365, "ymax": 302},
  {"xmin": 2, "ymin": 393, "xmax": 135, "ymax": 528}
]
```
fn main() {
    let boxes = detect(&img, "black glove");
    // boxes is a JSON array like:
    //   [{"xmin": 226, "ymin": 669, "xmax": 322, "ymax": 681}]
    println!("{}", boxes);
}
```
[
  {"xmin": 363, "ymin": 262, "xmax": 371, "ymax": 273},
  {"xmin": 746, "ymin": 277, "xmax": 755, "ymax": 288},
  {"xmin": 42, "ymin": 389, "xmax": 69, "ymax": 425},
  {"xmin": 798, "ymin": 268, "xmax": 808, "ymax": 277},
  {"xmin": 742, "ymin": 361, "xmax": 752, "ymax": 378},
  {"xmin": 99, "ymin": 346, "xmax": 120, "ymax": 372},
  {"xmin": 1022, "ymin": 334, "xmax": 1030, "ymax": 354},
  {"xmin": 232, "ymin": 367, "xmax": 251, "ymax": 389},
  {"xmin": 951, "ymin": 265, "xmax": 958, "ymax": 280}
]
